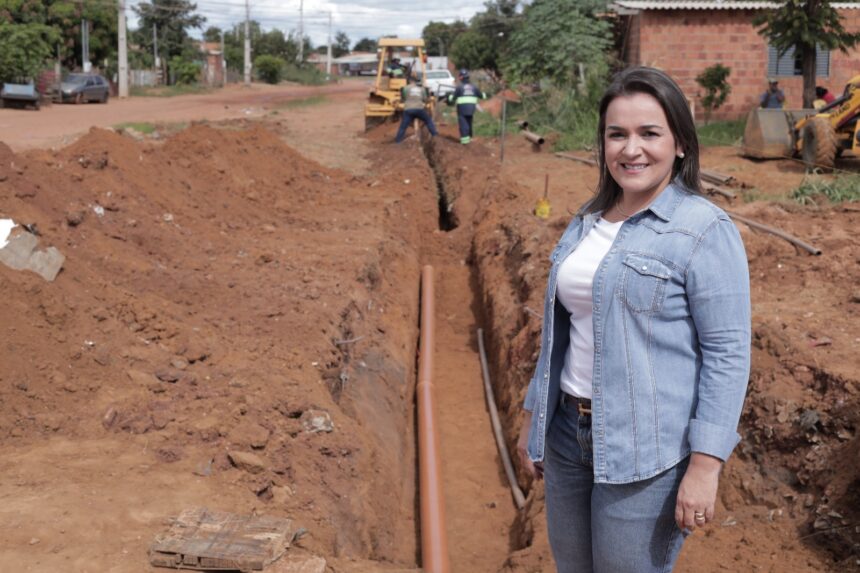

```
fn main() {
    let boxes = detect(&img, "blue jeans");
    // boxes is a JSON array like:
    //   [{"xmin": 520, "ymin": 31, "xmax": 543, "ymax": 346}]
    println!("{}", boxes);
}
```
[
  {"xmin": 545, "ymin": 396, "xmax": 689, "ymax": 573},
  {"xmin": 395, "ymin": 109, "xmax": 438, "ymax": 142}
]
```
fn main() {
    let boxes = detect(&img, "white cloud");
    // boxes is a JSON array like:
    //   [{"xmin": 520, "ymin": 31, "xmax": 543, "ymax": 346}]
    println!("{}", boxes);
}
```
[{"xmin": 127, "ymin": 0, "xmax": 486, "ymax": 48}]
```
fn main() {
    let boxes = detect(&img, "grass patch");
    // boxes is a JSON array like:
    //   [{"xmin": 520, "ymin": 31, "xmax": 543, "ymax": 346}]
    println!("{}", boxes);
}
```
[
  {"xmin": 281, "ymin": 65, "xmax": 329, "ymax": 86},
  {"xmin": 114, "ymin": 122, "xmax": 156, "ymax": 134},
  {"xmin": 697, "ymin": 120, "xmax": 745, "ymax": 147},
  {"xmin": 791, "ymin": 173, "xmax": 860, "ymax": 205},
  {"xmin": 130, "ymin": 84, "xmax": 212, "ymax": 98},
  {"xmin": 275, "ymin": 95, "xmax": 328, "ymax": 109}
]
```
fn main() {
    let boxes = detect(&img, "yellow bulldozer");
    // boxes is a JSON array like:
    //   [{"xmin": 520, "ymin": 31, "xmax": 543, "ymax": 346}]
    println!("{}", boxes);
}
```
[
  {"xmin": 364, "ymin": 38, "xmax": 434, "ymax": 131},
  {"xmin": 742, "ymin": 75, "xmax": 860, "ymax": 168}
]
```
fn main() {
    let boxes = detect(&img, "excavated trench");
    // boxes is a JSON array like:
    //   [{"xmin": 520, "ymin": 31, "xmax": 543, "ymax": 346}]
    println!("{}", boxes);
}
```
[{"xmin": 3, "ymin": 117, "xmax": 856, "ymax": 573}]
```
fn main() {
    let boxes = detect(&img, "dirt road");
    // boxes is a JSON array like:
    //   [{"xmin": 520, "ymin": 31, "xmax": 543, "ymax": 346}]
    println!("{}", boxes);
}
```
[{"xmin": 0, "ymin": 81, "xmax": 368, "ymax": 152}]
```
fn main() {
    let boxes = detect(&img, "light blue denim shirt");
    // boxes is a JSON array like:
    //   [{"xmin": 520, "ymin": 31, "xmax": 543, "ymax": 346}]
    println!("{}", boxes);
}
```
[{"xmin": 524, "ymin": 182, "xmax": 751, "ymax": 484}]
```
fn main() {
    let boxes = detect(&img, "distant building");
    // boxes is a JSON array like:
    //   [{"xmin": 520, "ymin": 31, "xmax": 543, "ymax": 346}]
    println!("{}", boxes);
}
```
[
  {"xmin": 612, "ymin": 0, "xmax": 860, "ymax": 120},
  {"xmin": 200, "ymin": 42, "xmax": 225, "ymax": 87}
]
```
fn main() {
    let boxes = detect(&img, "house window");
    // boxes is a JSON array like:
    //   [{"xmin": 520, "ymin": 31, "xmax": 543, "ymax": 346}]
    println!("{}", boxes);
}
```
[{"xmin": 767, "ymin": 44, "xmax": 830, "ymax": 77}]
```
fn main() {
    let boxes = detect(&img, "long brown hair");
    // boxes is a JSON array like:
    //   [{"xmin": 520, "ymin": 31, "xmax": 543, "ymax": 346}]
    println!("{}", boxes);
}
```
[{"xmin": 588, "ymin": 66, "xmax": 701, "ymax": 214}]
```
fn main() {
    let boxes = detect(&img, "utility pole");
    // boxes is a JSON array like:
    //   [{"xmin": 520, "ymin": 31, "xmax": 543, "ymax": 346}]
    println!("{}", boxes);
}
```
[
  {"xmin": 244, "ymin": 0, "xmax": 251, "ymax": 86},
  {"xmin": 297, "ymin": 0, "xmax": 304, "ymax": 63},
  {"xmin": 82, "ymin": 18, "xmax": 91, "ymax": 72},
  {"xmin": 221, "ymin": 30, "xmax": 226, "ymax": 87},
  {"xmin": 118, "ymin": 0, "xmax": 128, "ymax": 97},
  {"xmin": 326, "ymin": 11, "xmax": 332, "ymax": 80},
  {"xmin": 153, "ymin": 25, "xmax": 159, "ymax": 69}
]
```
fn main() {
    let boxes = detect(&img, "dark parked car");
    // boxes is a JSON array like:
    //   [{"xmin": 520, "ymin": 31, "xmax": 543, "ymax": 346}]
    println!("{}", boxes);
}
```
[{"xmin": 57, "ymin": 73, "xmax": 110, "ymax": 104}]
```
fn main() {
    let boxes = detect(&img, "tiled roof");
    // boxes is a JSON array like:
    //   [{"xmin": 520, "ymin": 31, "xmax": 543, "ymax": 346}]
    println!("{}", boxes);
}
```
[{"xmin": 612, "ymin": 1, "xmax": 860, "ymax": 10}]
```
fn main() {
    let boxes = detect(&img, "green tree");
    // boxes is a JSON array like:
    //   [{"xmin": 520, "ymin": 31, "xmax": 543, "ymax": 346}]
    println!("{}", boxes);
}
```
[
  {"xmin": 353, "ymin": 37, "xmax": 377, "ymax": 52},
  {"xmin": 450, "ymin": 30, "xmax": 494, "ymax": 72},
  {"xmin": 504, "ymin": 0, "xmax": 611, "ymax": 88},
  {"xmin": 134, "ymin": 0, "xmax": 205, "ymax": 83},
  {"xmin": 203, "ymin": 26, "xmax": 222, "ymax": 43},
  {"xmin": 334, "ymin": 30, "xmax": 350, "ymax": 57},
  {"xmin": 467, "ymin": 0, "xmax": 521, "ymax": 77},
  {"xmin": 1, "ymin": 1, "xmax": 117, "ymax": 72},
  {"xmin": 422, "ymin": 20, "xmax": 468, "ymax": 56},
  {"xmin": 695, "ymin": 64, "xmax": 732, "ymax": 124},
  {"xmin": 254, "ymin": 54, "xmax": 284, "ymax": 83},
  {"xmin": 0, "ymin": 21, "xmax": 57, "ymax": 82},
  {"xmin": 755, "ymin": 0, "xmax": 860, "ymax": 107}
]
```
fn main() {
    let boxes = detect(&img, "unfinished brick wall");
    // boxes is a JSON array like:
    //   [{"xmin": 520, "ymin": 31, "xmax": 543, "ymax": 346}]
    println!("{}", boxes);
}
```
[{"xmin": 625, "ymin": 9, "xmax": 860, "ymax": 122}]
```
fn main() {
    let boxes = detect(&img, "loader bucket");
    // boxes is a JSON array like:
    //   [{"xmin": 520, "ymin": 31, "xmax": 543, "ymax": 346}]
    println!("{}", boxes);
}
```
[
  {"xmin": 741, "ymin": 108, "xmax": 794, "ymax": 159},
  {"xmin": 741, "ymin": 108, "xmax": 819, "ymax": 159}
]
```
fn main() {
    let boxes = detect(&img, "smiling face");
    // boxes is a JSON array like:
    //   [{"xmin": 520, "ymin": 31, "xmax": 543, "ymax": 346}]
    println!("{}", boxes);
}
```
[{"xmin": 603, "ymin": 92, "xmax": 682, "ymax": 202}]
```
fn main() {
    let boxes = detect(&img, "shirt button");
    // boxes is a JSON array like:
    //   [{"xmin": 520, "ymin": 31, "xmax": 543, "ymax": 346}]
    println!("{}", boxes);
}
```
[
  {"xmin": 642, "ymin": 265, "xmax": 648, "ymax": 270},
  {"xmin": 539, "ymin": 413, "xmax": 544, "ymax": 418}
]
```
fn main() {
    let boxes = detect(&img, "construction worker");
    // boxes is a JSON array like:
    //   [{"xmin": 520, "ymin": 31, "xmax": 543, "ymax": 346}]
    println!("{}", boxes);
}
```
[
  {"xmin": 386, "ymin": 57, "xmax": 405, "ymax": 79},
  {"xmin": 447, "ymin": 69, "xmax": 487, "ymax": 144},
  {"xmin": 395, "ymin": 79, "xmax": 438, "ymax": 143}
]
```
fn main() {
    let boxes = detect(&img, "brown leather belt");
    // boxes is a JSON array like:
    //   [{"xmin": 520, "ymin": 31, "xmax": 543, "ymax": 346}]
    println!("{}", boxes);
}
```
[{"xmin": 561, "ymin": 392, "xmax": 592, "ymax": 415}]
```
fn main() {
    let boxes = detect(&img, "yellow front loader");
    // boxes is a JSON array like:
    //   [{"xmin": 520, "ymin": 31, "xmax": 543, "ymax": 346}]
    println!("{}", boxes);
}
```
[
  {"xmin": 742, "ymin": 75, "xmax": 860, "ymax": 169},
  {"xmin": 364, "ymin": 38, "xmax": 434, "ymax": 131}
]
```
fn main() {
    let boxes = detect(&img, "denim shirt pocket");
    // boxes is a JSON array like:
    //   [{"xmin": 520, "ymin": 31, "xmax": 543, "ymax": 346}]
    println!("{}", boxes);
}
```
[{"xmin": 620, "ymin": 254, "xmax": 671, "ymax": 313}]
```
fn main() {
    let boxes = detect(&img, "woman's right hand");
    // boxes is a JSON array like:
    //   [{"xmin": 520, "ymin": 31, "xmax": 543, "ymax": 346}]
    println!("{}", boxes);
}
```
[{"xmin": 517, "ymin": 411, "xmax": 543, "ymax": 480}]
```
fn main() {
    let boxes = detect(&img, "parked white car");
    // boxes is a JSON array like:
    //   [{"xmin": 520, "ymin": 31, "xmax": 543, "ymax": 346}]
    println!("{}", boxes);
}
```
[{"xmin": 422, "ymin": 70, "xmax": 457, "ymax": 97}]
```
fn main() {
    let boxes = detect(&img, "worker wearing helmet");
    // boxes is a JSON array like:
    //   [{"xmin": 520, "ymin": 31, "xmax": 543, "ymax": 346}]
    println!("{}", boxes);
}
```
[
  {"xmin": 447, "ymin": 69, "xmax": 487, "ymax": 144},
  {"xmin": 387, "ymin": 57, "xmax": 406, "ymax": 79}
]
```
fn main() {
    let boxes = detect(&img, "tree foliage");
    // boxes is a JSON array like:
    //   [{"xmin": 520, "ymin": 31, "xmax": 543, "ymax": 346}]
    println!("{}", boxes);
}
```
[
  {"xmin": 0, "ymin": 21, "xmax": 57, "ymax": 82},
  {"xmin": 422, "ymin": 20, "xmax": 468, "ymax": 56},
  {"xmin": 504, "ymin": 0, "xmax": 611, "ymax": 87},
  {"xmin": 134, "ymin": 0, "xmax": 205, "ymax": 82},
  {"xmin": 695, "ymin": 64, "xmax": 732, "ymax": 124},
  {"xmin": 221, "ymin": 22, "xmax": 307, "ymax": 72},
  {"xmin": 755, "ymin": 0, "xmax": 860, "ymax": 107},
  {"xmin": 450, "ymin": 30, "xmax": 495, "ymax": 72},
  {"xmin": 254, "ymin": 54, "xmax": 284, "ymax": 84},
  {"xmin": 466, "ymin": 0, "xmax": 521, "ymax": 77},
  {"xmin": 334, "ymin": 31, "xmax": 350, "ymax": 57},
  {"xmin": 353, "ymin": 37, "xmax": 377, "ymax": 52},
  {"xmin": 0, "ymin": 0, "xmax": 117, "ymax": 72}
]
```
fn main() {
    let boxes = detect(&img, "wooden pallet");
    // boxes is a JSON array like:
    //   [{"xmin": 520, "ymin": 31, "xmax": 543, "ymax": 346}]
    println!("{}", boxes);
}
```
[{"xmin": 149, "ymin": 508, "xmax": 295, "ymax": 572}]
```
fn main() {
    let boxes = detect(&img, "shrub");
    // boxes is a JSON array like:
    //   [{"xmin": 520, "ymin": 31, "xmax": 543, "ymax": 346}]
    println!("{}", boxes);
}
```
[
  {"xmin": 169, "ymin": 57, "xmax": 200, "ymax": 85},
  {"xmin": 695, "ymin": 64, "xmax": 732, "ymax": 125},
  {"xmin": 255, "ymin": 55, "xmax": 285, "ymax": 84}
]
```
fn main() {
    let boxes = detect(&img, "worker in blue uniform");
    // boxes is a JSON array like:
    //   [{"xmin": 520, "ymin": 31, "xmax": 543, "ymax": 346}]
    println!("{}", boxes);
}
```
[{"xmin": 447, "ymin": 69, "xmax": 487, "ymax": 144}]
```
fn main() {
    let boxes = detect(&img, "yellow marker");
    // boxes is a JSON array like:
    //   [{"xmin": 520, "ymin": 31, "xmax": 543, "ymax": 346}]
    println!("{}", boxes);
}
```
[
  {"xmin": 534, "ymin": 197, "xmax": 551, "ymax": 219},
  {"xmin": 534, "ymin": 173, "xmax": 551, "ymax": 219}
]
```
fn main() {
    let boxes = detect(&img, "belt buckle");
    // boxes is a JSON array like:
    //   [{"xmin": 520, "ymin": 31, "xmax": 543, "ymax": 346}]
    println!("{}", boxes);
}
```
[{"xmin": 577, "ymin": 401, "xmax": 592, "ymax": 415}]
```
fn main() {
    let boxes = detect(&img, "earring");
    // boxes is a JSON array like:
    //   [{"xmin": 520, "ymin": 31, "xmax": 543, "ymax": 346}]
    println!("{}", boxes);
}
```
[{"xmin": 678, "ymin": 152, "xmax": 685, "ymax": 159}]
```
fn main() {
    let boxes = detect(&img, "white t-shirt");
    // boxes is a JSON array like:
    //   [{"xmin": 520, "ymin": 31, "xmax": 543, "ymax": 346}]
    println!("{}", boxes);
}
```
[{"xmin": 556, "ymin": 217, "xmax": 624, "ymax": 399}]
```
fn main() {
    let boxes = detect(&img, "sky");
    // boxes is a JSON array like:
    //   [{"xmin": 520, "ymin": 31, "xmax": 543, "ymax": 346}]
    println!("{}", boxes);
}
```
[{"xmin": 127, "ymin": 1, "xmax": 491, "ymax": 48}]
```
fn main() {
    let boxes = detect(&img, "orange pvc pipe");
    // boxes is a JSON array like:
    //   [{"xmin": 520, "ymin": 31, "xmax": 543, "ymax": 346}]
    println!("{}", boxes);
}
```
[{"xmin": 417, "ymin": 265, "xmax": 451, "ymax": 573}]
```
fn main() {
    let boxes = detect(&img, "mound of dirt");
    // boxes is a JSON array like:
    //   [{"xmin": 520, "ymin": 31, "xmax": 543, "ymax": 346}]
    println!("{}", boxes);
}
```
[{"xmin": 0, "ymin": 124, "xmax": 431, "ymax": 570}]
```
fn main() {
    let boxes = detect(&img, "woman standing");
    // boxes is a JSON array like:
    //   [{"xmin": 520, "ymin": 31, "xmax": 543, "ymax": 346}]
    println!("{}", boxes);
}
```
[{"xmin": 516, "ymin": 67, "xmax": 751, "ymax": 572}]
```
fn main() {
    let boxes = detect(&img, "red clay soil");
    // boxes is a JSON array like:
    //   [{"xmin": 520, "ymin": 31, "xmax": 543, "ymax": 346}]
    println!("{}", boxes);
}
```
[
  {"xmin": 0, "ymin": 124, "xmax": 438, "ymax": 572},
  {"xmin": 1, "ymin": 106, "xmax": 858, "ymax": 573}
]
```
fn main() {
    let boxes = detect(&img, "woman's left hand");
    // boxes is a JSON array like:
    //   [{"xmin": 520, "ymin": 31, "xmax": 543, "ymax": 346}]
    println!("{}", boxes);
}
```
[{"xmin": 675, "ymin": 452, "xmax": 722, "ymax": 531}]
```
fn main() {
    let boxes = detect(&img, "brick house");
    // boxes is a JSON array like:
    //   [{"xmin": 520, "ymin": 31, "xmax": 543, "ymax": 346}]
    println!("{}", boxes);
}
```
[{"xmin": 612, "ymin": 1, "xmax": 860, "ymax": 120}]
